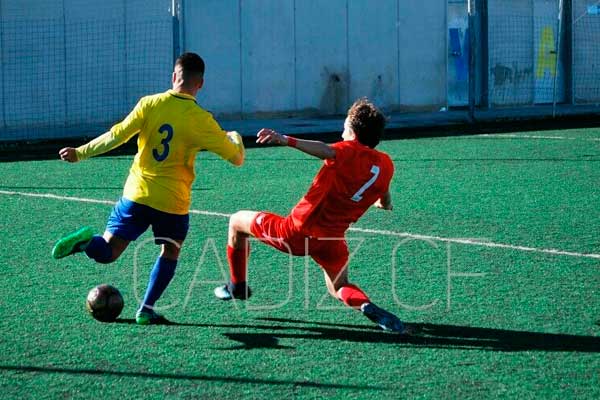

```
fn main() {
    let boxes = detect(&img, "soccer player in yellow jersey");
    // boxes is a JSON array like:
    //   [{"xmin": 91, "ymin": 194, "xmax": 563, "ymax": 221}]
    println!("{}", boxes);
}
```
[{"xmin": 52, "ymin": 53, "xmax": 245, "ymax": 324}]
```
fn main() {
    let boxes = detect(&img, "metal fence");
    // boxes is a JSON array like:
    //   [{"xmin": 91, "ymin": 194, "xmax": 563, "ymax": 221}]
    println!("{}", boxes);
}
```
[{"xmin": 0, "ymin": 0, "xmax": 599, "ymax": 142}]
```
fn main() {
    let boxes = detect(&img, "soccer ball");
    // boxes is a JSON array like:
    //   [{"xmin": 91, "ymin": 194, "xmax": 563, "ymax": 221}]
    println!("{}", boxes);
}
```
[{"xmin": 85, "ymin": 284, "xmax": 124, "ymax": 322}]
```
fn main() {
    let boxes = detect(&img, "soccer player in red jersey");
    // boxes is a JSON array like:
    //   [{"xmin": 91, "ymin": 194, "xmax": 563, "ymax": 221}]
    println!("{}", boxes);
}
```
[{"xmin": 215, "ymin": 98, "xmax": 407, "ymax": 333}]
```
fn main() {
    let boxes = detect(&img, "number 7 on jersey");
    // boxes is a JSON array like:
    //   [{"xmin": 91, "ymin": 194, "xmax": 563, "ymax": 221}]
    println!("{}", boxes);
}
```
[{"xmin": 351, "ymin": 165, "xmax": 380, "ymax": 202}]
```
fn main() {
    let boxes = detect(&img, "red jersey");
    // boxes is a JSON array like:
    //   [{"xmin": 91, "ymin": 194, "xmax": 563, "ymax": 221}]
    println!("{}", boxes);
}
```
[{"xmin": 289, "ymin": 140, "xmax": 394, "ymax": 237}]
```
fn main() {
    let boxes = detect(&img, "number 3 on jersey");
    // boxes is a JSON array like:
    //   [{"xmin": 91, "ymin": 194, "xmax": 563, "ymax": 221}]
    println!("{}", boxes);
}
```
[
  {"xmin": 351, "ymin": 165, "xmax": 380, "ymax": 202},
  {"xmin": 153, "ymin": 123, "xmax": 174, "ymax": 162}
]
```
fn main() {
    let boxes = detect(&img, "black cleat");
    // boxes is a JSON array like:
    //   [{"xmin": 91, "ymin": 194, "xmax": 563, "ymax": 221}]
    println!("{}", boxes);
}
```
[{"xmin": 361, "ymin": 302, "xmax": 407, "ymax": 333}]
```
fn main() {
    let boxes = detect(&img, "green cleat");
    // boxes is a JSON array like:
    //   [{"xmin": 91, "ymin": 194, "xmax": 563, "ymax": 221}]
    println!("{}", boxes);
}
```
[
  {"xmin": 52, "ymin": 226, "xmax": 94, "ymax": 259},
  {"xmin": 135, "ymin": 308, "xmax": 170, "ymax": 325}
]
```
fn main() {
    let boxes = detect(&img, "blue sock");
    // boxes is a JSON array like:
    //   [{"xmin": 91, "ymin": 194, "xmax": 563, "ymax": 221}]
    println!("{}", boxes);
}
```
[
  {"xmin": 140, "ymin": 257, "xmax": 178, "ymax": 311},
  {"xmin": 84, "ymin": 235, "xmax": 113, "ymax": 264}
]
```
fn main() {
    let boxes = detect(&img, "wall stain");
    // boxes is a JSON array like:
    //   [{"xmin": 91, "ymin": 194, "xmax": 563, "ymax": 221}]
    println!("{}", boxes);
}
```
[
  {"xmin": 370, "ymin": 74, "xmax": 385, "ymax": 106},
  {"xmin": 491, "ymin": 63, "xmax": 533, "ymax": 87},
  {"xmin": 319, "ymin": 68, "xmax": 348, "ymax": 115}
]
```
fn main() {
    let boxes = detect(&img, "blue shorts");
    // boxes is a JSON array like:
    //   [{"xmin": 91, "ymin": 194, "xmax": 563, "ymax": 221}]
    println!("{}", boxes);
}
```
[{"xmin": 106, "ymin": 197, "xmax": 189, "ymax": 244}]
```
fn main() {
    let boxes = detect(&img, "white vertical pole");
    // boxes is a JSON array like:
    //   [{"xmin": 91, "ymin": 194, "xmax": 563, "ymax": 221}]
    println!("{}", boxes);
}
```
[{"xmin": 444, "ymin": 0, "xmax": 449, "ymax": 111}]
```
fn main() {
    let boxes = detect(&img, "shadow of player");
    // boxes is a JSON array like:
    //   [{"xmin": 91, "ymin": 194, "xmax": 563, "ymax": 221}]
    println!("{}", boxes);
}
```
[
  {"xmin": 227, "ymin": 317, "xmax": 600, "ymax": 353},
  {"xmin": 113, "ymin": 316, "xmax": 600, "ymax": 353}
]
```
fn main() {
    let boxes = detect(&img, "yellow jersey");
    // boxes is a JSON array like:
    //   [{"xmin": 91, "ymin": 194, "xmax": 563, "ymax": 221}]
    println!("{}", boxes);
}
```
[{"xmin": 76, "ymin": 90, "xmax": 242, "ymax": 214}]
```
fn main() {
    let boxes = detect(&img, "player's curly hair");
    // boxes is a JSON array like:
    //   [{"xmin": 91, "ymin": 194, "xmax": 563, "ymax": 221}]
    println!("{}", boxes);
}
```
[
  {"xmin": 346, "ymin": 98, "xmax": 386, "ymax": 148},
  {"xmin": 175, "ymin": 52, "xmax": 205, "ymax": 81}
]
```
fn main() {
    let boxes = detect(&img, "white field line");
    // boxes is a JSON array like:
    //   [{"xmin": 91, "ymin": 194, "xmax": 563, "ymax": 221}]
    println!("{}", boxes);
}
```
[
  {"xmin": 349, "ymin": 227, "xmax": 600, "ymax": 260},
  {"xmin": 475, "ymin": 133, "xmax": 600, "ymax": 142},
  {"xmin": 0, "ymin": 190, "xmax": 229, "ymax": 218},
  {"xmin": 2, "ymin": 189, "xmax": 600, "ymax": 260}
]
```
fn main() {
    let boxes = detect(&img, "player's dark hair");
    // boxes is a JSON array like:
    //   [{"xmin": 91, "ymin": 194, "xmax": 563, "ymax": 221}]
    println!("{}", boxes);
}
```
[
  {"xmin": 347, "ymin": 98, "xmax": 386, "ymax": 148},
  {"xmin": 175, "ymin": 52, "xmax": 205, "ymax": 82}
]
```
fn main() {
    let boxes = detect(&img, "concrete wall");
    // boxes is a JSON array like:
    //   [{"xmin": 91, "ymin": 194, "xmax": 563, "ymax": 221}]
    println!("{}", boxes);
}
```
[
  {"xmin": 295, "ymin": 0, "xmax": 347, "ymax": 115},
  {"xmin": 398, "ymin": 1, "xmax": 447, "ymax": 109},
  {"xmin": 185, "ymin": 0, "xmax": 447, "ymax": 118}
]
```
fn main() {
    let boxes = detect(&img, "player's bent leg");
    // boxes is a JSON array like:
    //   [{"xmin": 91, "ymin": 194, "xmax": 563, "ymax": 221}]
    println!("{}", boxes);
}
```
[
  {"xmin": 215, "ymin": 211, "xmax": 258, "ymax": 301},
  {"xmin": 334, "ymin": 278, "xmax": 406, "ymax": 333},
  {"xmin": 228, "ymin": 210, "xmax": 259, "ymax": 248},
  {"xmin": 336, "ymin": 280, "xmax": 407, "ymax": 333},
  {"xmin": 52, "ymin": 226, "xmax": 94, "ymax": 259},
  {"xmin": 322, "ymin": 267, "xmax": 349, "ymax": 298},
  {"xmin": 103, "ymin": 231, "xmax": 130, "ymax": 260},
  {"xmin": 83, "ymin": 231, "xmax": 129, "ymax": 264},
  {"xmin": 321, "ymin": 265, "xmax": 408, "ymax": 334},
  {"xmin": 53, "ymin": 226, "xmax": 131, "ymax": 263},
  {"xmin": 159, "ymin": 240, "xmax": 181, "ymax": 260},
  {"xmin": 321, "ymin": 265, "xmax": 371, "ymax": 309}
]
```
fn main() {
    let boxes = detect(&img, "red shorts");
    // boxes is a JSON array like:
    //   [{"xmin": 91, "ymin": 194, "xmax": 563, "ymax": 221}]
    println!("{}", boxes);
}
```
[{"xmin": 250, "ymin": 212, "xmax": 349, "ymax": 276}]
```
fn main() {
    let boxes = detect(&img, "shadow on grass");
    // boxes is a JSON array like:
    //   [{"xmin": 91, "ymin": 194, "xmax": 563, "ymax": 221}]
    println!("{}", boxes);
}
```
[
  {"xmin": 250, "ymin": 317, "xmax": 600, "ymax": 353},
  {"xmin": 219, "ymin": 332, "xmax": 295, "ymax": 350},
  {"xmin": 112, "ymin": 316, "xmax": 600, "ymax": 353},
  {"xmin": 0, "ymin": 365, "xmax": 383, "ymax": 391}
]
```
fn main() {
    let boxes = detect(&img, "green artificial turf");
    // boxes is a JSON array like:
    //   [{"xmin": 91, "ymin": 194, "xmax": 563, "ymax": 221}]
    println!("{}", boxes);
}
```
[{"xmin": 0, "ymin": 128, "xmax": 598, "ymax": 399}]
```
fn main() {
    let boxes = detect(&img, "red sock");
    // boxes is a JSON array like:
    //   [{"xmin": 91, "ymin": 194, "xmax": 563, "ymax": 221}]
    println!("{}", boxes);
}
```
[
  {"xmin": 227, "ymin": 244, "xmax": 249, "ymax": 284},
  {"xmin": 336, "ymin": 284, "xmax": 370, "ymax": 309}
]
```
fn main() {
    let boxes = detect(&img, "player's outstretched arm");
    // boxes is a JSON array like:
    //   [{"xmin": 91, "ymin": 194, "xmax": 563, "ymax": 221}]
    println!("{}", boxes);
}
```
[
  {"xmin": 67, "ymin": 100, "xmax": 144, "ymax": 162},
  {"xmin": 373, "ymin": 191, "xmax": 393, "ymax": 211},
  {"xmin": 71, "ymin": 129, "xmax": 137, "ymax": 162},
  {"xmin": 256, "ymin": 128, "xmax": 335, "ymax": 160}
]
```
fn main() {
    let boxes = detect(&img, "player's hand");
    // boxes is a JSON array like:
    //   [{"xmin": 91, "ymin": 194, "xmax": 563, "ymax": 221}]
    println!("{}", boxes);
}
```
[
  {"xmin": 373, "ymin": 198, "xmax": 393, "ymax": 211},
  {"xmin": 59, "ymin": 147, "xmax": 79, "ymax": 163},
  {"xmin": 256, "ymin": 128, "xmax": 286, "ymax": 145}
]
